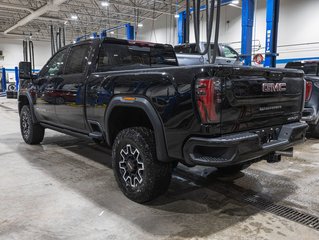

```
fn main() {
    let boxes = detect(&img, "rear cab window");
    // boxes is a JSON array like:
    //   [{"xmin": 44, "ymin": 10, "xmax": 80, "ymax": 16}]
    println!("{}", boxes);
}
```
[{"xmin": 97, "ymin": 41, "xmax": 178, "ymax": 72}]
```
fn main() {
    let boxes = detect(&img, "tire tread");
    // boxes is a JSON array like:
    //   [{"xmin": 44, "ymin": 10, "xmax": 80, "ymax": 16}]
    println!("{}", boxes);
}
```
[{"xmin": 112, "ymin": 127, "xmax": 172, "ymax": 203}]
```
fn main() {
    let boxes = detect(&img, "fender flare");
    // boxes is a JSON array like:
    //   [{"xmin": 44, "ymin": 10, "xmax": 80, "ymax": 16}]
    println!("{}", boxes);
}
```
[
  {"xmin": 104, "ymin": 96, "xmax": 170, "ymax": 162},
  {"xmin": 18, "ymin": 92, "xmax": 39, "ymax": 123}
]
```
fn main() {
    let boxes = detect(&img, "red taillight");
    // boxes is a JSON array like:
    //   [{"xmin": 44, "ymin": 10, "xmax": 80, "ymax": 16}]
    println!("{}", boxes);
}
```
[
  {"xmin": 305, "ymin": 81, "xmax": 313, "ymax": 102},
  {"xmin": 195, "ymin": 78, "xmax": 221, "ymax": 124}
]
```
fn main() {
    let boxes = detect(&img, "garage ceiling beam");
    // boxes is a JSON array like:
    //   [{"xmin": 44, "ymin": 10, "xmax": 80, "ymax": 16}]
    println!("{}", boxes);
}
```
[{"xmin": 3, "ymin": 0, "xmax": 68, "ymax": 34}]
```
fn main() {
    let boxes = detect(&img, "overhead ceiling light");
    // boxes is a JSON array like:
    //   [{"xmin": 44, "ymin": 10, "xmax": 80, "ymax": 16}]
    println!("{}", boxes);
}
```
[
  {"xmin": 101, "ymin": 1, "xmax": 109, "ymax": 7},
  {"xmin": 71, "ymin": 15, "xmax": 78, "ymax": 20},
  {"xmin": 110, "ymin": 31, "xmax": 114, "ymax": 34},
  {"xmin": 174, "ymin": 14, "xmax": 179, "ymax": 18},
  {"xmin": 138, "ymin": 23, "xmax": 143, "ymax": 27},
  {"xmin": 232, "ymin": 0, "xmax": 239, "ymax": 4}
]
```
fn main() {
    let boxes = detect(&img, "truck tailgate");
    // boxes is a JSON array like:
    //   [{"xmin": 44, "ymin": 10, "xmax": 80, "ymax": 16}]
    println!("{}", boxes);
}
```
[{"xmin": 221, "ymin": 68, "xmax": 304, "ymax": 134}]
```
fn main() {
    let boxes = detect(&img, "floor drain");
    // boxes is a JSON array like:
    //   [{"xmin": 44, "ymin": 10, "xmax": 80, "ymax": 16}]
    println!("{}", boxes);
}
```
[
  {"xmin": 174, "ymin": 167, "xmax": 319, "ymax": 231},
  {"xmin": 243, "ymin": 193, "xmax": 319, "ymax": 231}
]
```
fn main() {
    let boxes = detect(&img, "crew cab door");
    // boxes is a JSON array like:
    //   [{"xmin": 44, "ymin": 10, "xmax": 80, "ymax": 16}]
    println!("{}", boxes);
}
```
[
  {"xmin": 54, "ymin": 43, "xmax": 92, "ymax": 132},
  {"xmin": 33, "ymin": 47, "xmax": 68, "ymax": 123}
]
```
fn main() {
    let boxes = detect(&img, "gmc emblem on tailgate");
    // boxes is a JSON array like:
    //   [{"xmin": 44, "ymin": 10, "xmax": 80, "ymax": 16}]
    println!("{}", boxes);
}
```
[{"xmin": 262, "ymin": 83, "xmax": 287, "ymax": 92}]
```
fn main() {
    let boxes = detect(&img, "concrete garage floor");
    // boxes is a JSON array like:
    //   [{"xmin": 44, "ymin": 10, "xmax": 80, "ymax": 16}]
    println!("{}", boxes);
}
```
[{"xmin": 0, "ymin": 98, "xmax": 319, "ymax": 240}]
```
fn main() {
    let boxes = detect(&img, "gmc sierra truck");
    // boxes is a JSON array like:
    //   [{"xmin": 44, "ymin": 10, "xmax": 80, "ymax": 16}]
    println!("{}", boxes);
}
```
[{"xmin": 18, "ymin": 38, "xmax": 308, "ymax": 203}]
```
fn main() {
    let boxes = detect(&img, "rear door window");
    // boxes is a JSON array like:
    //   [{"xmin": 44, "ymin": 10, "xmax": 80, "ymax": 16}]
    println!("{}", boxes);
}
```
[{"xmin": 64, "ymin": 44, "xmax": 91, "ymax": 75}]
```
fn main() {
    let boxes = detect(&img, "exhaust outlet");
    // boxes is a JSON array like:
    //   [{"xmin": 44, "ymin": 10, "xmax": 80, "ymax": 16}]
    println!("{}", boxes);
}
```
[{"xmin": 275, "ymin": 148, "xmax": 294, "ymax": 157}]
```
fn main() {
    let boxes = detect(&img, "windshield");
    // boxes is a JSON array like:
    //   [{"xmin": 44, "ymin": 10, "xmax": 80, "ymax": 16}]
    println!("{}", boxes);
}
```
[
  {"xmin": 97, "ymin": 42, "xmax": 177, "ymax": 72},
  {"xmin": 285, "ymin": 62, "xmax": 319, "ymax": 75}
]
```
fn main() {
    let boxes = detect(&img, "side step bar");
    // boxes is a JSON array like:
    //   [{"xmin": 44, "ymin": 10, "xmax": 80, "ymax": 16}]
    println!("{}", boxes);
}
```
[{"xmin": 89, "ymin": 131, "xmax": 104, "ymax": 140}]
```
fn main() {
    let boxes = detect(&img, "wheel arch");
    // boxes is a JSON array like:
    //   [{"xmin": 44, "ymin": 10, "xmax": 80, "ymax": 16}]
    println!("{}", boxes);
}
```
[
  {"xmin": 105, "ymin": 96, "xmax": 170, "ymax": 162},
  {"xmin": 18, "ymin": 93, "xmax": 38, "ymax": 123}
]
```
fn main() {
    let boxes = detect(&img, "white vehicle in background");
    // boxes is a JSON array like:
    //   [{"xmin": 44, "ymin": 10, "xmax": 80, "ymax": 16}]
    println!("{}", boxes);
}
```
[{"xmin": 174, "ymin": 42, "xmax": 243, "ymax": 66}]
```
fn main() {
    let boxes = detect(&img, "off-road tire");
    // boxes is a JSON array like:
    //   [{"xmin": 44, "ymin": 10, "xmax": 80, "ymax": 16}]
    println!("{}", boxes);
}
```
[
  {"xmin": 112, "ymin": 127, "xmax": 172, "ymax": 203},
  {"xmin": 20, "ymin": 105, "xmax": 45, "ymax": 144}
]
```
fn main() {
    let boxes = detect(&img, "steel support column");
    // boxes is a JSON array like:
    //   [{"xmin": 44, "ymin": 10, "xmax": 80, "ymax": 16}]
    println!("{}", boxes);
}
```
[
  {"xmin": 241, "ymin": 0, "xmax": 255, "ymax": 66},
  {"xmin": 125, "ymin": 23, "xmax": 135, "ymax": 40},
  {"xmin": 178, "ymin": 12, "xmax": 186, "ymax": 44},
  {"xmin": 100, "ymin": 30, "xmax": 107, "ymax": 39},
  {"xmin": 1, "ymin": 68, "xmax": 6, "ymax": 92},
  {"xmin": 264, "ymin": 0, "xmax": 280, "ymax": 67},
  {"xmin": 15, "ymin": 67, "xmax": 19, "ymax": 91},
  {"xmin": 91, "ymin": 32, "xmax": 98, "ymax": 39}
]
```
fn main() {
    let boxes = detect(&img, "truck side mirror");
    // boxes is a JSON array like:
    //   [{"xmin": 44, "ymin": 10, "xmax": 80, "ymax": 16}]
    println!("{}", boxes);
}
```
[{"xmin": 19, "ymin": 62, "xmax": 32, "ymax": 79}]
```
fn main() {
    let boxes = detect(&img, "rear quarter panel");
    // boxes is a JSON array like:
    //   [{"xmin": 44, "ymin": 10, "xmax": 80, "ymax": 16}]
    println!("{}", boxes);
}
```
[{"xmin": 85, "ymin": 66, "xmax": 220, "ymax": 159}]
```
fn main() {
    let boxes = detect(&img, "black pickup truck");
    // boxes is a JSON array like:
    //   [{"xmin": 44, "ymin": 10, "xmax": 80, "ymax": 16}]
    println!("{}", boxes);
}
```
[
  {"xmin": 18, "ymin": 38, "xmax": 307, "ymax": 203},
  {"xmin": 286, "ymin": 61, "xmax": 319, "ymax": 137}
]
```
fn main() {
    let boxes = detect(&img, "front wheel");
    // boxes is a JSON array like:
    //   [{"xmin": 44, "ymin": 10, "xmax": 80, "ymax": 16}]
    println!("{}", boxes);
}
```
[
  {"xmin": 20, "ymin": 105, "xmax": 45, "ymax": 144},
  {"xmin": 112, "ymin": 127, "xmax": 172, "ymax": 203}
]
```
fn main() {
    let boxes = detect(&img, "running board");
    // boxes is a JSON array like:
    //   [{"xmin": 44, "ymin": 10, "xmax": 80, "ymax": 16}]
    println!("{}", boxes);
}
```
[{"xmin": 89, "ymin": 131, "xmax": 103, "ymax": 140}]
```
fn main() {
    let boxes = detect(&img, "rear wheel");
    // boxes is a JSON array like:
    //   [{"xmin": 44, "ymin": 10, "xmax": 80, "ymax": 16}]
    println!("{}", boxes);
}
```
[
  {"xmin": 20, "ymin": 105, "xmax": 45, "ymax": 144},
  {"xmin": 112, "ymin": 127, "xmax": 172, "ymax": 203}
]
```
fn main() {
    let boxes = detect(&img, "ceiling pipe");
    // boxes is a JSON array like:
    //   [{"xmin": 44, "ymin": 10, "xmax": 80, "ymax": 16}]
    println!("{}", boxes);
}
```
[
  {"xmin": 108, "ymin": 0, "xmax": 175, "ymax": 15},
  {"xmin": 0, "ymin": 32, "xmax": 50, "ymax": 41},
  {"xmin": 0, "ymin": 3, "xmax": 33, "ymax": 13},
  {"xmin": 38, "ymin": 16, "xmax": 67, "ymax": 23},
  {"xmin": 4, "ymin": 0, "xmax": 68, "ymax": 34},
  {"xmin": 64, "ymin": 3, "xmax": 155, "ymax": 20}
]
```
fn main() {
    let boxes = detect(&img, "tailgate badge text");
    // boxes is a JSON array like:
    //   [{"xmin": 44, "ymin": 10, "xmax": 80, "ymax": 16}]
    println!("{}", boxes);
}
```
[{"xmin": 262, "ymin": 83, "xmax": 287, "ymax": 92}]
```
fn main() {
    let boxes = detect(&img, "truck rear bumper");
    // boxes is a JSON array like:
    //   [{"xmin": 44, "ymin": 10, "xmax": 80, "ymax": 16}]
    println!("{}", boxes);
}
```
[{"xmin": 183, "ymin": 122, "xmax": 308, "ymax": 167}]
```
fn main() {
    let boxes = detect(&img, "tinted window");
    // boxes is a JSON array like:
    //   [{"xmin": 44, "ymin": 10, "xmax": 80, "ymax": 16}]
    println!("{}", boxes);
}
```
[
  {"xmin": 175, "ymin": 44, "xmax": 221, "ymax": 56},
  {"xmin": 285, "ymin": 62, "xmax": 319, "ymax": 75},
  {"xmin": 222, "ymin": 45, "xmax": 238, "ymax": 58},
  {"xmin": 97, "ymin": 43, "xmax": 177, "ymax": 72},
  {"xmin": 174, "ymin": 44, "xmax": 198, "ymax": 54},
  {"xmin": 64, "ymin": 44, "xmax": 91, "ymax": 75},
  {"xmin": 41, "ymin": 48, "xmax": 67, "ymax": 77}
]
